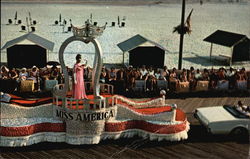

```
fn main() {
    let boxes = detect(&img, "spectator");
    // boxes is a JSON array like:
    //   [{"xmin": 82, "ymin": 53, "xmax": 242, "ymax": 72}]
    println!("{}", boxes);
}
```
[
  {"xmin": 9, "ymin": 68, "xmax": 18, "ymax": 80},
  {"xmin": 217, "ymin": 67, "xmax": 226, "ymax": 80},
  {"xmin": 155, "ymin": 68, "xmax": 164, "ymax": 80},
  {"xmin": 28, "ymin": 66, "xmax": 39, "ymax": 81},
  {"xmin": 40, "ymin": 66, "xmax": 51, "ymax": 81},
  {"xmin": 209, "ymin": 68, "xmax": 218, "ymax": 89},
  {"xmin": 161, "ymin": 66, "xmax": 170, "ymax": 81},
  {"xmin": 146, "ymin": 66, "xmax": 157, "ymax": 91},
  {"xmin": 195, "ymin": 69, "xmax": 202, "ymax": 80},
  {"xmin": 239, "ymin": 67, "xmax": 247, "ymax": 81},
  {"xmin": 116, "ymin": 68, "xmax": 126, "ymax": 94},
  {"xmin": 180, "ymin": 68, "xmax": 188, "ymax": 82},
  {"xmin": 202, "ymin": 68, "xmax": 210, "ymax": 81},
  {"xmin": 108, "ymin": 67, "xmax": 117, "ymax": 86},
  {"xmin": 187, "ymin": 69, "xmax": 196, "ymax": 90},
  {"xmin": 86, "ymin": 66, "xmax": 93, "ymax": 81},
  {"xmin": 19, "ymin": 68, "xmax": 28, "ymax": 81},
  {"xmin": 126, "ymin": 66, "xmax": 136, "ymax": 90},
  {"xmin": 140, "ymin": 65, "xmax": 148, "ymax": 80},
  {"xmin": 169, "ymin": 68, "xmax": 178, "ymax": 91},
  {"xmin": 100, "ymin": 67, "xmax": 107, "ymax": 83},
  {"xmin": 0, "ymin": 66, "xmax": 9, "ymax": 79},
  {"xmin": 226, "ymin": 67, "xmax": 236, "ymax": 89},
  {"xmin": 50, "ymin": 65, "xmax": 59, "ymax": 80}
]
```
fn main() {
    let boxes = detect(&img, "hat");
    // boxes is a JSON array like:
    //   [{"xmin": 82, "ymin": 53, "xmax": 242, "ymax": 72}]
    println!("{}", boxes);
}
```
[{"xmin": 21, "ymin": 67, "xmax": 26, "ymax": 71}]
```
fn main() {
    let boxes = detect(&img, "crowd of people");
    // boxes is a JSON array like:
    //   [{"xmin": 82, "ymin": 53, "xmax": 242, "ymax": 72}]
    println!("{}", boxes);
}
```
[
  {"xmin": 0, "ymin": 64, "xmax": 249, "ymax": 94},
  {"xmin": 0, "ymin": 65, "xmax": 63, "ymax": 92}
]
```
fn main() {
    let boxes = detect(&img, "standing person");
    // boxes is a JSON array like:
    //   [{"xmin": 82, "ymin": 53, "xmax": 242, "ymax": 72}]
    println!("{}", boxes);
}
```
[{"xmin": 72, "ymin": 54, "xmax": 88, "ymax": 99}]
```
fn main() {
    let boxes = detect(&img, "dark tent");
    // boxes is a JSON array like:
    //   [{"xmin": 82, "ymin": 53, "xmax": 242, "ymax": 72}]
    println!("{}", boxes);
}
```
[
  {"xmin": 204, "ymin": 30, "xmax": 250, "ymax": 64},
  {"xmin": 1, "ymin": 33, "xmax": 54, "ymax": 68},
  {"xmin": 117, "ymin": 34, "xmax": 167, "ymax": 68}
]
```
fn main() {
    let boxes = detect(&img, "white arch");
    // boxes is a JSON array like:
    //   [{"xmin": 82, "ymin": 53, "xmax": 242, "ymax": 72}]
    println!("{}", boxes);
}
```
[{"xmin": 58, "ymin": 36, "xmax": 103, "ymax": 98}]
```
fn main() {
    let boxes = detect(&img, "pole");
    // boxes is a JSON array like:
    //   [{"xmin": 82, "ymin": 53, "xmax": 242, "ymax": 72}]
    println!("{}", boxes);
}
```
[
  {"xmin": 209, "ymin": 43, "xmax": 213, "ymax": 61},
  {"xmin": 26, "ymin": 17, "xmax": 30, "ymax": 33},
  {"xmin": 178, "ymin": 0, "xmax": 186, "ymax": 70}
]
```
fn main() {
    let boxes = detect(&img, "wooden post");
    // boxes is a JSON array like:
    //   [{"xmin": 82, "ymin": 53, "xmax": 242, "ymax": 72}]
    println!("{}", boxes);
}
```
[
  {"xmin": 230, "ymin": 47, "xmax": 233, "ymax": 66},
  {"xmin": 178, "ymin": 0, "xmax": 186, "ymax": 70},
  {"xmin": 210, "ymin": 43, "xmax": 213, "ymax": 61}
]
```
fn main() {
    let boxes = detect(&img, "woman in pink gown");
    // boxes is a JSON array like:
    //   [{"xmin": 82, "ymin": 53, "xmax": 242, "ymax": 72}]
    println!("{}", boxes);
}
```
[{"xmin": 72, "ymin": 54, "xmax": 88, "ymax": 99}]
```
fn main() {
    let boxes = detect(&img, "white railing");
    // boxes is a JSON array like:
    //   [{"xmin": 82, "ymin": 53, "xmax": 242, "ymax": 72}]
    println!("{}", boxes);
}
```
[
  {"xmin": 53, "ymin": 95, "xmax": 117, "ymax": 110},
  {"xmin": 52, "ymin": 83, "xmax": 116, "ymax": 110}
]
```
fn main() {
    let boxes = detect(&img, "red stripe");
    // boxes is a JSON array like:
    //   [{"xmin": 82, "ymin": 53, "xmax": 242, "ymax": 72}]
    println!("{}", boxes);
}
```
[
  {"xmin": 105, "ymin": 120, "xmax": 187, "ymax": 134},
  {"xmin": 0, "ymin": 123, "xmax": 65, "ymax": 136},
  {"xmin": 0, "ymin": 119, "xmax": 187, "ymax": 137}
]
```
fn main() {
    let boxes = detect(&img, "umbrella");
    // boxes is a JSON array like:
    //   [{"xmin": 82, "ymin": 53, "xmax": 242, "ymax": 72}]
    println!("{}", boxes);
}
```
[{"xmin": 47, "ymin": 61, "xmax": 60, "ymax": 66}]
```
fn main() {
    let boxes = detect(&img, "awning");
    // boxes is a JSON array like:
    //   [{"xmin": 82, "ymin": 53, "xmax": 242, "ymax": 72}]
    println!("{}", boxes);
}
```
[
  {"xmin": 117, "ymin": 34, "xmax": 167, "ymax": 52},
  {"xmin": 1, "ymin": 33, "xmax": 54, "ymax": 51},
  {"xmin": 203, "ymin": 30, "xmax": 247, "ymax": 47}
]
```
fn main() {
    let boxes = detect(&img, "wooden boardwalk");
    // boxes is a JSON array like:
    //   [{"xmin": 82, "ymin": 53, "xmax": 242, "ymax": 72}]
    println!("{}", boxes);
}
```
[{"xmin": 1, "ymin": 96, "xmax": 250, "ymax": 159}]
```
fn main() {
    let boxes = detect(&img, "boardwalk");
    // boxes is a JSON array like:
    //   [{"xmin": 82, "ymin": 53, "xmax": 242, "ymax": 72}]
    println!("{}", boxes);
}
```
[{"xmin": 1, "ymin": 96, "xmax": 250, "ymax": 159}]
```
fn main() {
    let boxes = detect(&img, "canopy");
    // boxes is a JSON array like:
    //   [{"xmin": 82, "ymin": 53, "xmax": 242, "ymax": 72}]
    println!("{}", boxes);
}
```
[
  {"xmin": 1, "ymin": 33, "xmax": 54, "ymax": 51},
  {"xmin": 203, "ymin": 30, "xmax": 247, "ymax": 47}
]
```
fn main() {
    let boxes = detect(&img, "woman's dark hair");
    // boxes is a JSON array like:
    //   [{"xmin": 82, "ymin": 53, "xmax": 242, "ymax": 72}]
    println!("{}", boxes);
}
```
[{"xmin": 76, "ymin": 54, "xmax": 81, "ymax": 60}]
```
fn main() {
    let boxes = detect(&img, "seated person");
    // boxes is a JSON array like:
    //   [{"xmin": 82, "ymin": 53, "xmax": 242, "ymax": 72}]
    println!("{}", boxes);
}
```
[
  {"xmin": 239, "ymin": 67, "xmax": 247, "ymax": 81},
  {"xmin": 180, "ymin": 68, "xmax": 188, "ymax": 82},
  {"xmin": 134, "ymin": 67, "xmax": 141, "ymax": 80},
  {"xmin": 100, "ymin": 67, "xmax": 107, "ymax": 83},
  {"xmin": 28, "ymin": 66, "xmax": 39, "ymax": 82},
  {"xmin": 201, "ymin": 68, "xmax": 210, "ymax": 81},
  {"xmin": 9, "ymin": 68, "xmax": 18, "ymax": 80},
  {"xmin": 194, "ymin": 69, "xmax": 202, "ymax": 80},
  {"xmin": 140, "ymin": 65, "xmax": 148, "ymax": 80},
  {"xmin": 169, "ymin": 68, "xmax": 179, "ymax": 91},
  {"xmin": 146, "ymin": 66, "xmax": 157, "ymax": 91},
  {"xmin": 226, "ymin": 67, "xmax": 236, "ymax": 89},
  {"xmin": 108, "ymin": 67, "xmax": 117, "ymax": 82},
  {"xmin": 235, "ymin": 101, "xmax": 250, "ymax": 116},
  {"xmin": 217, "ymin": 67, "xmax": 226, "ymax": 81},
  {"xmin": 209, "ymin": 68, "xmax": 218, "ymax": 89},
  {"xmin": 0, "ymin": 65, "xmax": 9, "ymax": 79},
  {"xmin": 50, "ymin": 65, "xmax": 59, "ymax": 80},
  {"xmin": 40, "ymin": 66, "xmax": 51, "ymax": 80},
  {"xmin": 18, "ymin": 68, "xmax": 28, "ymax": 81},
  {"xmin": 155, "ymin": 69, "xmax": 165, "ymax": 80},
  {"xmin": 161, "ymin": 66, "xmax": 170, "ymax": 81}
]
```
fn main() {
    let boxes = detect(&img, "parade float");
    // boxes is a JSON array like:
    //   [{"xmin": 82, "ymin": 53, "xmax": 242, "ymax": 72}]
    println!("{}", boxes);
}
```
[{"xmin": 0, "ymin": 20, "xmax": 189, "ymax": 147}]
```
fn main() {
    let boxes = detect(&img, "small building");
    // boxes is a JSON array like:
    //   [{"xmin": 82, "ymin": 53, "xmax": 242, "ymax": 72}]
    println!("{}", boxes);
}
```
[
  {"xmin": 117, "ymin": 34, "xmax": 167, "ymax": 68},
  {"xmin": 1, "ymin": 33, "xmax": 54, "ymax": 68},
  {"xmin": 204, "ymin": 30, "xmax": 250, "ymax": 65}
]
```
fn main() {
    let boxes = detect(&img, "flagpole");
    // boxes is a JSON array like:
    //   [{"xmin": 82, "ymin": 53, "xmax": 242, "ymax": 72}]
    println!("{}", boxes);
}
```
[{"xmin": 178, "ymin": 0, "xmax": 186, "ymax": 70}]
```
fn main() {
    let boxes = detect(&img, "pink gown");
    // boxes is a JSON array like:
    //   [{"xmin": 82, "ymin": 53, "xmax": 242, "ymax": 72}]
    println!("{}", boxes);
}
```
[{"xmin": 72, "ymin": 63, "xmax": 88, "ymax": 99}]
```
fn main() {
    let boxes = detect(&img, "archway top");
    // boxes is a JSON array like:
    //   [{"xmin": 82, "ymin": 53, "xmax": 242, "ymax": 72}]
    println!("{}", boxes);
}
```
[{"xmin": 72, "ymin": 19, "xmax": 107, "ymax": 42}]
